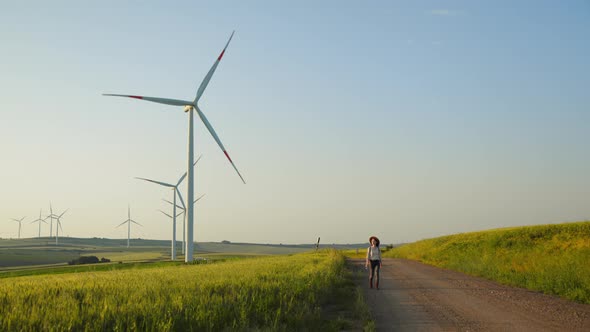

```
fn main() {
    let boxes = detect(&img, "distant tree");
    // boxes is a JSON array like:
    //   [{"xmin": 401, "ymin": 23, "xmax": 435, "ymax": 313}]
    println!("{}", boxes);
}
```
[
  {"xmin": 221, "ymin": 240, "xmax": 231, "ymax": 244},
  {"xmin": 68, "ymin": 256, "xmax": 111, "ymax": 265}
]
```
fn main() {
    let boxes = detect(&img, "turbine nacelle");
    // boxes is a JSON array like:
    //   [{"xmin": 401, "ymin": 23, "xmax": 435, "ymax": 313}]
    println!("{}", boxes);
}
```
[{"xmin": 184, "ymin": 105, "xmax": 194, "ymax": 112}]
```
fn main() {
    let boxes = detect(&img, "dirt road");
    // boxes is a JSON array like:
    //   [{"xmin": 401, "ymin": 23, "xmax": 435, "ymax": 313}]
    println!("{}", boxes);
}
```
[{"xmin": 350, "ymin": 258, "xmax": 590, "ymax": 331}]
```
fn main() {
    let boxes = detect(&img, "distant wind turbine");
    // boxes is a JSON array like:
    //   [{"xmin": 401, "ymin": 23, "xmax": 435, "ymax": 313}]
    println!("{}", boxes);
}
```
[
  {"xmin": 104, "ymin": 31, "xmax": 246, "ymax": 262},
  {"xmin": 163, "ymin": 193, "xmax": 205, "ymax": 254},
  {"xmin": 30, "ymin": 209, "xmax": 47, "ymax": 238},
  {"xmin": 10, "ymin": 216, "xmax": 26, "ymax": 239},
  {"xmin": 116, "ymin": 205, "xmax": 142, "ymax": 248},
  {"xmin": 135, "ymin": 156, "xmax": 201, "ymax": 259},
  {"xmin": 158, "ymin": 209, "xmax": 184, "ymax": 260},
  {"xmin": 46, "ymin": 206, "xmax": 68, "ymax": 245},
  {"xmin": 46, "ymin": 202, "xmax": 55, "ymax": 237},
  {"xmin": 54, "ymin": 209, "xmax": 68, "ymax": 245},
  {"xmin": 163, "ymin": 193, "xmax": 206, "ymax": 212}
]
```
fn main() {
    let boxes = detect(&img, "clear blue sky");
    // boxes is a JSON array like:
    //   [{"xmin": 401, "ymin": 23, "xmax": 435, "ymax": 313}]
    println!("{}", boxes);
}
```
[{"xmin": 1, "ymin": 1, "xmax": 589, "ymax": 244}]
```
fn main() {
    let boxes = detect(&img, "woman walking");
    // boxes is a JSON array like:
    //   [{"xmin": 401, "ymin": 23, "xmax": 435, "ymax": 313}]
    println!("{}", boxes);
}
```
[{"xmin": 365, "ymin": 236, "xmax": 382, "ymax": 289}]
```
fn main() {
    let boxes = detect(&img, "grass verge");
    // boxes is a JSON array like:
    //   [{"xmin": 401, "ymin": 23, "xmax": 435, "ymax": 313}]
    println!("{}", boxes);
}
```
[{"xmin": 384, "ymin": 221, "xmax": 590, "ymax": 304}]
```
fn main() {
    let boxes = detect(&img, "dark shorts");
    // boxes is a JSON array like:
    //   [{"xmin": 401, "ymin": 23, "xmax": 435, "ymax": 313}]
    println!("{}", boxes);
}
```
[{"xmin": 369, "ymin": 260, "xmax": 381, "ymax": 280}]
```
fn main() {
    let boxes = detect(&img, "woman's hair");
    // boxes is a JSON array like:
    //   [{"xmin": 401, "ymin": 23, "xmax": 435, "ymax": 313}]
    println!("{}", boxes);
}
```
[{"xmin": 369, "ymin": 236, "xmax": 380, "ymax": 247}]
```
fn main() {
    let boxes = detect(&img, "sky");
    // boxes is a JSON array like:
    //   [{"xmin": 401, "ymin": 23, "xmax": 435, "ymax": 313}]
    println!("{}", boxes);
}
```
[{"xmin": 1, "ymin": 1, "xmax": 589, "ymax": 245}]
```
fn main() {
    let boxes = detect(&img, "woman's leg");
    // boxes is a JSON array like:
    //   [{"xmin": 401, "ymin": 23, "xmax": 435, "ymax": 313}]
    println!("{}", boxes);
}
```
[
  {"xmin": 374, "ymin": 263, "xmax": 380, "ymax": 289},
  {"xmin": 369, "ymin": 262, "xmax": 373, "ymax": 288},
  {"xmin": 369, "ymin": 260, "xmax": 377, "ymax": 288}
]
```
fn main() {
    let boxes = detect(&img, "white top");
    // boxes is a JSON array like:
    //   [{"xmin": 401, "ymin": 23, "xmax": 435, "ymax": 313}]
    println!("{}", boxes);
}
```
[{"xmin": 367, "ymin": 246, "xmax": 381, "ymax": 261}]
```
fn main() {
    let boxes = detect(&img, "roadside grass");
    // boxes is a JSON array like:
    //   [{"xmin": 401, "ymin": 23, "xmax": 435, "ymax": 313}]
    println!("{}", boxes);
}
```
[
  {"xmin": 0, "ymin": 249, "xmax": 368, "ymax": 331},
  {"xmin": 383, "ymin": 221, "xmax": 590, "ymax": 304},
  {"xmin": 321, "ymin": 259, "xmax": 375, "ymax": 331}
]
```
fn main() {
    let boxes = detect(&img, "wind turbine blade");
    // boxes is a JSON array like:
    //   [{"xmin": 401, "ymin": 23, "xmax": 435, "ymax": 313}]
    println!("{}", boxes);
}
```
[
  {"xmin": 58, "ymin": 209, "xmax": 68, "ymax": 219},
  {"xmin": 116, "ymin": 220, "xmax": 128, "ymax": 228},
  {"xmin": 135, "ymin": 177, "xmax": 175, "ymax": 188},
  {"xmin": 176, "ymin": 212, "xmax": 184, "ymax": 218},
  {"xmin": 162, "ymin": 198, "xmax": 184, "ymax": 210},
  {"xmin": 176, "ymin": 155, "xmax": 202, "ymax": 186},
  {"xmin": 195, "ymin": 106, "xmax": 246, "ymax": 184},
  {"xmin": 159, "ymin": 210, "xmax": 173, "ymax": 219},
  {"xmin": 103, "ymin": 94, "xmax": 193, "ymax": 107},
  {"xmin": 130, "ymin": 220, "xmax": 143, "ymax": 227},
  {"xmin": 176, "ymin": 189, "xmax": 186, "ymax": 210},
  {"xmin": 194, "ymin": 193, "xmax": 206, "ymax": 204},
  {"xmin": 194, "ymin": 31, "xmax": 235, "ymax": 103},
  {"xmin": 58, "ymin": 222, "xmax": 63, "ymax": 232}
]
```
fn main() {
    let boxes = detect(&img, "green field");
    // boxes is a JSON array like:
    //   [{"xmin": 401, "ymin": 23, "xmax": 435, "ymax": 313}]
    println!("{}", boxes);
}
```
[
  {"xmin": 0, "ymin": 237, "xmax": 363, "ymax": 269},
  {"xmin": 383, "ymin": 221, "xmax": 590, "ymax": 303},
  {"xmin": 0, "ymin": 250, "xmax": 372, "ymax": 331}
]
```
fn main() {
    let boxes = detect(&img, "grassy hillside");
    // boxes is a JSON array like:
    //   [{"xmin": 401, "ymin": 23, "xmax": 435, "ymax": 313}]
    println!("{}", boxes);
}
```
[
  {"xmin": 384, "ymin": 221, "xmax": 590, "ymax": 303},
  {"xmin": 0, "ymin": 250, "xmax": 371, "ymax": 331}
]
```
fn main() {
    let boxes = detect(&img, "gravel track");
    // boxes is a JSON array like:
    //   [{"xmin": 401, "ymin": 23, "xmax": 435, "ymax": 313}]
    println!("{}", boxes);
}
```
[{"xmin": 350, "ymin": 258, "xmax": 590, "ymax": 331}]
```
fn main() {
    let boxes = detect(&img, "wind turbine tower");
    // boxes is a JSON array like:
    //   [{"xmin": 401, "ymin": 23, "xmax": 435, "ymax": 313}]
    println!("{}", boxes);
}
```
[
  {"xmin": 105, "ymin": 32, "xmax": 246, "ymax": 262},
  {"xmin": 116, "ymin": 205, "xmax": 142, "ymax": 248}
]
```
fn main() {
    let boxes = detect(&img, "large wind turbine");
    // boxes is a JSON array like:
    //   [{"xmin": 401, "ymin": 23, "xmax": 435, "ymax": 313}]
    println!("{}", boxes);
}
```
[
  {"xmin": 30, "ymin": 209, "xmax": 47, "ymax": 238},
  {"xmin": 104, "ymin": 31, "xmax": 245, "ymax": 262},
  {"xmin": 135, "ymin": 156, "xmax": 201, "ymax": 258},
  {"xmin": 116, "ymin": 205, "xmax": 142, "ymax": 248},
  {"xmin": 10, "ymin": 216, "xmax": 25, "ymax": 239},
  {"xmin": 54, "ymin": 209, "xmax": 68, "ymax": 245}
]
